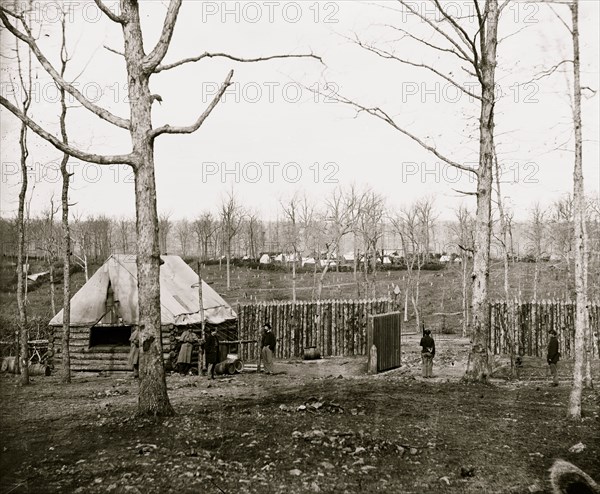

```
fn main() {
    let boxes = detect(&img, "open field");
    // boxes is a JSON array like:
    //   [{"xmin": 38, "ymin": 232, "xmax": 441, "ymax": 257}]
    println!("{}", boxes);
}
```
[
  {"xmin": 1, "ymin": 334, "xmax": 599, "ymax": 494},
  {"xmin": 0, "ymin": 258, "xmax": 582, "ymax": 340}
]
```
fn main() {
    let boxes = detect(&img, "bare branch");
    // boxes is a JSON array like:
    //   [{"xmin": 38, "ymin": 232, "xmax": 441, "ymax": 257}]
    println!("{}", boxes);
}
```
[
  {"xmin": 93, "ymin": 0, "xmax": 125, "ymax": 24},
  {"xmin": 154, "ymin": 51, "xmax": 322, "ymax": 73},
  {"xmin": 353, "ymin": 37, "xmax": 481, "ymax": 100},
  {"xmin": 453, "ymin": 188, "xmax": 478, "ymax": 196},
  {"xmin": 142, "ymin": 0, "xmax": 183, "ymax": 73},
  {"xmin": 326, "ymin": 91, "xmax": 477, "ymax": 175},
  {"xmin": 104, "ymin": 45, "xmax": 124, "ymax": 57},
  {"xmin": 433, "ymin": 0, "xmax": 477, "ymax": 53},
  {"xmin": 0, "ymin": 95, "xmax": 136, "ymax": 166},
  {"xmin": 151, "ymin": 70, "xmax": 233, "ymax": 138},
  {"xmin": 0, "ymin": 7, "xmax": 130, "ymax": 130},
  {"xmin": 521, "ymin": 59, "xmax": 573, "ymax": 85},
  {"xmin": 398, "ymin": 0, "xmax": 475, "ymax": 66},
  {"xmin": 382, "ymin": 24, "xmax": 471, "ymax": 63}
]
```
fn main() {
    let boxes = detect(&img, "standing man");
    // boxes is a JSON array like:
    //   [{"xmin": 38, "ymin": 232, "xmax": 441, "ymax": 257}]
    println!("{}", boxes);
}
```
[
  {"xmin": 128, "ymin": 328, "xmax": 140, "ymax": 378},
  {"xmin": 547, "ymin": 329, "xmax": 560, "ymax": 386},
  {"xmin": 419, "ymin": 329, "xmax": 435, "ymax": 378},
  {"xmin": 176, "ymin": 328, "xmax": 199, "ymax": 375},
  {"xmin": 204, "ymin": 328, "xmax": 220, "ymax": 380},
  {"xmin": 261, "ymin": 323, "xmax": 276, "ymax": 375}
]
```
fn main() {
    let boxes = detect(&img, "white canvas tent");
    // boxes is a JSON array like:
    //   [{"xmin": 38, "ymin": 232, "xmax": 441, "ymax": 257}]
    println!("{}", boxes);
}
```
[
  {"xmin": 49, "ymin": 255, "xmax": 236, "ymax": 327},
  {"xmin": 48, "ymin": 255, "xmax": 236, "ymax": 372},
  {"xmin": 259, "ymin": 253, "xmax": 271, "ymax": 264}
]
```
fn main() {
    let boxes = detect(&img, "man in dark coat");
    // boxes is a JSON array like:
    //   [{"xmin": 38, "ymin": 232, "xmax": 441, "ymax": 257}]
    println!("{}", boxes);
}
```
[
  {"xmin": 204, "ymin": 328, "xmax": 220, "ymax": 380},
  {"xmin": 261, "ymin": 323, "xmax": 276, "ymax": 375},
  {"xmin": 419, "ymin": 329, "xmax": 435, "ymax": 378},
  {"xmin": 176, "ymin": 329, "xmax": 198, "ymax": 375},
  {"xmin": 547, "ymin": 329, "xmax": 560, "ymax": 386},
  {"xmin": 128, "ymin": 328, "xmax": 140, "ymax": 378}
]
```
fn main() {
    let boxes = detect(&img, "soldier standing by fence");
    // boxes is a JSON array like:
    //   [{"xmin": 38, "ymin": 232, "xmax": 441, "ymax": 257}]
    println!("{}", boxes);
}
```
[
  {"xmin": 547, "ymin": 329, "xmax": 560, "ymax": 386},
  {"xmin": 420, "ymin": 329, "xmax": 435, "ymax": 378},
  {"xmin": 261, "ymin": 323, "xmax": 276, "ymax": 375}
]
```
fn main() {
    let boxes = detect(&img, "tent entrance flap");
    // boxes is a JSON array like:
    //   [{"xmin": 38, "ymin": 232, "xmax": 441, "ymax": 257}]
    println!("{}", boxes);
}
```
[{"xmin": 89, "ymin": 326, "xmax": 132, "ymax": 347}]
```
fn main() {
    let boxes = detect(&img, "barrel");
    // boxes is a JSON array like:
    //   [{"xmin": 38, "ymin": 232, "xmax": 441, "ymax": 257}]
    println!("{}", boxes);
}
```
[
  {"xmin": 1, "ymin": 357, "xmax": 17, "ymax": 373},
  {"xmin": 215, "ymin": 361, "xmax": 235, "ymax": 375},
  {"xmin": 225, "ymin": 358, "xmax": 243, "ymax": 373},
  {"xmin": 28, "ymin": 363, "xmax": 51, "ymax": 376},
  {"xmin": 303, "ymin": 347, "xmax": 321, "ymax": 360}
]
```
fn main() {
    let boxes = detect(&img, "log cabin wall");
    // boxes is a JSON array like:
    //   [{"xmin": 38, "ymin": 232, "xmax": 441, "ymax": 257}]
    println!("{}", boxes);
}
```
[{"xmin": 49, "ymin": 324, "xmax": 172, "ymax": 372}]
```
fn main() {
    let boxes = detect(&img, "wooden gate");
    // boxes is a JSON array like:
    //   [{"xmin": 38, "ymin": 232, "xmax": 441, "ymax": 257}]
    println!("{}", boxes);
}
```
[{"xmin": 367, "ymin": 312, "xmax": 402, "ymax": 374}]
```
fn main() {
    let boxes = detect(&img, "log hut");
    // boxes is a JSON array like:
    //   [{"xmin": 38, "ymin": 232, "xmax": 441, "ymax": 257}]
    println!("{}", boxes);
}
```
[{"xmin": 48, "ymin": 255, "xmax": 237, "ymax": 372}]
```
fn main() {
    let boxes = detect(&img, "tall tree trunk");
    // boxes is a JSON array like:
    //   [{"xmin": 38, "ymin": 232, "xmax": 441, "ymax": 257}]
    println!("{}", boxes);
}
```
[
  {"xmin": 292, "ymin": 251, "xmax": 297, "ymax": 302},
  {"xmin": 124, "ymin": 0, "xmax": 173, "ymax": 416},
  {"xmin": 49, "ymin": 261, "xmax": 56, "ymax": 315},
  {"xmin": 568, "ymin": 0, "xmax": 588, "ymax": 418},
  {"xmin": 462, "ymin": 255, "xmax": 469, "ymax": 337},
  {"xmin": 226, "ymin": 240, "xmax": 231, "ymax": 289},
  {"xmin": 61, "ymin": 148, "xmax": 71, "ymax": 383},
  {"xmin": 59, "ymin": 15, "xmax": 71, "ymax": 384},
  {"xmin": 467, "ymin": 0, "xmax": 499, "ymax": 382},
  {"xmin": 17, "ymin": 120, "xmax": 29, "ymax": 385},
  {"xmin": 353, "ymin": 239, "xmax": 360, "ymax": 298}
]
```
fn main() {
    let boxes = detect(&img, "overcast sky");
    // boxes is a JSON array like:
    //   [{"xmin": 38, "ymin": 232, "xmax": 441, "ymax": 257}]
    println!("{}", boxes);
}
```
[{"xmin": 1, "ymin": 0, "xmax": 598, "ymax": 222}]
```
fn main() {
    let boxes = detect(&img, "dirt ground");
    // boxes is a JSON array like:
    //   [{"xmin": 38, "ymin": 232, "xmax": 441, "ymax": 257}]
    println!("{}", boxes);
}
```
[{"xmin": 1, "ymin": 335, "xmax": 599, "ymax": 494}]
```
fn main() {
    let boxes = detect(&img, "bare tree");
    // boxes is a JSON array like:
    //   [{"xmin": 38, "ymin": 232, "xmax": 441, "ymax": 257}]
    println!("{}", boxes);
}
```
[
  {"xmin": 493, "ymin": 150, "xmax": 516, "ymax": 376},
  {"xmin": 71, "ymin": 214, "xmax": 90, "ymax": 282},
  {"xmin": 244, "ymin": 211, "xmax": 263, "ymax": 260},
  {"xmin": 57, "ymin": 11, "xmax": 72, "ymax": 383},
  {"xmin": 193, "ymin": 212, "xmax": 218, "ymax": 262},
  {"xmin": 526, "ymin": 203, "xmax": 547, "ymax": 300},
  {"xmin": 567, "ymin": 0, "xmax": 590, "ymax": 419},
  {"xmin": 117, "ymin": 217, "xmax": 132, "ymax": 253},
  {"xmin": 390, "ymin": 200, "xmax": 432, "ymax": 330},
  {"xmin": 220, "ymin": 189, "xmax": 245, "ymax": 290},
  {"xmin": 8, "ymin": 1, "xmax": 33, "ymax": 384},
  {"xmin": 356, "ymin": 190, "xmax": 385, "ymax": 298},
  {"xmin": 327, "ymin": 0, "xmax": 502, "ymax": 381},
  {"xmin": 175, "ymin": 219, "xmax": 191, "ymax": 257},
  {"xmin": 551, "ymin": 194, "xmax": 574, "ymax": 295},
  {"xmin": 158, "ymin": 212, "xmax": 172, "ymax": 255},
  {"xmin": 452, "ymin": 206, "xmax": 475, "ymax": 336},
  {"xmin": 40, "ymin": 199, "xmax": 60, "ymax": 316},
  {"xmin": 1, "ymin": 0, "xmax": 319, "ymax": 415},
  {"xmin": 280, "ymin": 193, "xmax": 302, "ymax": 302},
  {"xmin": 317, "ymin": 186, "xmax": 362, "ymax": 299}
]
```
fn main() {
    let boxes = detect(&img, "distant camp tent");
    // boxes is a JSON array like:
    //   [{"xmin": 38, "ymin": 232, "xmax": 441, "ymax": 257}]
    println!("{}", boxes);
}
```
[
  {"xmin": 259, "ymin": 253, "xmax": 271, "ymax": 264},
  {"xmin": 343, "ymin": 252, "xmax": 354, "ymax": 262},
  {"xmin": 48, "ymin": 255, "xmax": 237, "ymax": 372},
  {"xmin": 301, "ymin": 257, "xmax": 316, "ymax": 267}
]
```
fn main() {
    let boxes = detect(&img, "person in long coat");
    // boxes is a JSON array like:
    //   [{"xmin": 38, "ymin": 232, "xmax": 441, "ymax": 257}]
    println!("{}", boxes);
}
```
[
  {"xmin": 204, "ymin": 328, "xmax": 220, "ymax": 379},
  {"xmin": 261, "ymin": 323, "xmax": 276, "ymax": 375},
  {"xmin": 128, "ymin": 328, "xmax": 140, "ymax": 378},
  {"xmin": 419, "ymin": 329, "xmax": 435, "ymax": 378},
  {"xmin": 547, "ymin": 329, "xmax": 560, "ymax": 386},
  {"xmin": 177, "ymin": 329, "xmax": 199, "ymax": 375}
]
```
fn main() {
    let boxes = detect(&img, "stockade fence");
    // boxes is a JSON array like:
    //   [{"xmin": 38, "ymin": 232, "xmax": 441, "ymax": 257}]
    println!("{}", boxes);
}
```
[
  {"xmin": 489, "ymin": 300, "xmax": 600, "ymax": 359},
  {"xmin": 236, "ymin": 298, "xmax": 395, "ymax": 361}
]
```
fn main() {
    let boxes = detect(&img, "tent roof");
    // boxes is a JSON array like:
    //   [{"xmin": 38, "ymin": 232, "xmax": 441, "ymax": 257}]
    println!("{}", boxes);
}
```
[{"xmin": 49, "ymin": 255, "xmax": 236, "ymax": 327}]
